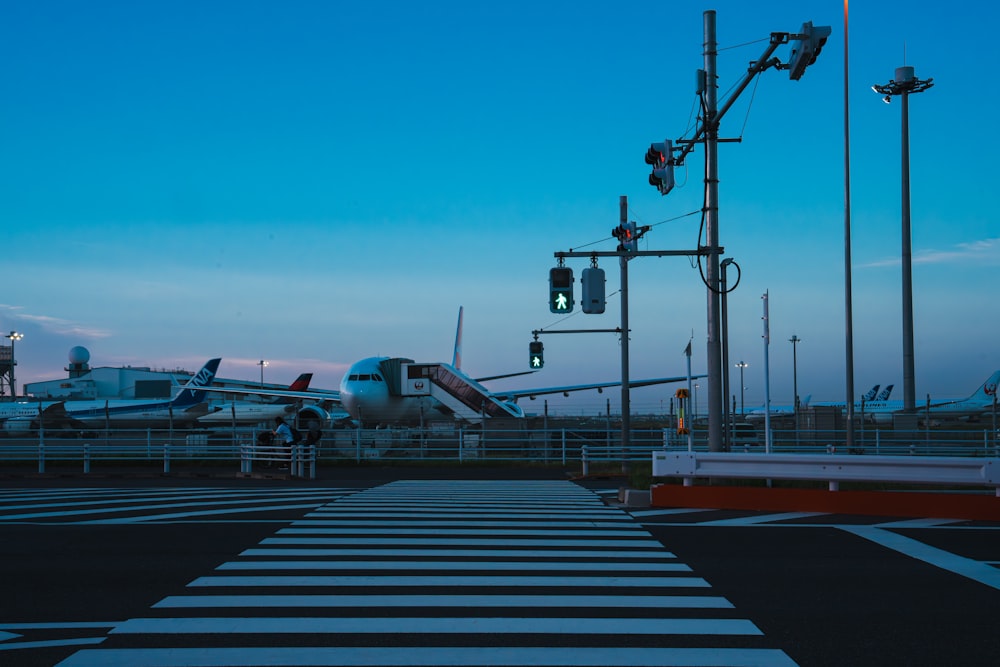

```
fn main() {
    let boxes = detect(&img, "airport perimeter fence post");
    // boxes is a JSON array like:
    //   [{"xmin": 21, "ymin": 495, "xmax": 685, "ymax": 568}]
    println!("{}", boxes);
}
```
[
  {"xmin": 562, "ymin": 429, "xmax": 567, "ymax": 466},
  {"xmin": 581, "ymin": 444, "xmax": 589, "ymax": 476},
  {"xmin": 38, "ymin": 441, "xmax": 45, "ymax": 475},
  {"xmin": 459, "ymin": 428, "xmax": 464, "ymax": 463},
  {"xmin": 163, "ymin": 442, "xmax": 171, "ymax": 474},
  {"xmin": 83, "ymin": 443, "xmax": 90, "ymax": 474},
  {"xmin": 355, "ymin": 429, "xmax": 361, "ymax": 463},
  {"xmin": 306, "ymin": 444, "xmax": 316, "ymax": 480}
]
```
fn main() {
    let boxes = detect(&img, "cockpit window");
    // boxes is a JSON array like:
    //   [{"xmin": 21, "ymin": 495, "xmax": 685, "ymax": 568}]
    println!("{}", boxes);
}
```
[{"xmin": 372, "ymin": 374, "xmax": 383, "ymax": 382}]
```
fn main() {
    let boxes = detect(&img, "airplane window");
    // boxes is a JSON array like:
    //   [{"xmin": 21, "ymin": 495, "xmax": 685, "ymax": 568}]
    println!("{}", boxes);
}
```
[
  {"xmin": 359, "ymin": 374, "xmax": 371, "ymax": 381},
  {"xmin": 373, "ymin": 374, "xmax": 383, "ymax": 382},
  {"xmin": 348, "ymin": 375, "xmax": 358, "ymax": 381}
]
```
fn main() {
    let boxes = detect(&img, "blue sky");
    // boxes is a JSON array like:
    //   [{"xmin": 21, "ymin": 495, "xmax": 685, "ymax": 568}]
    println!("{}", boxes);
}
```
[{"xmin": 1, "ymin": 1, "xmax": 997, "ymax": 415}]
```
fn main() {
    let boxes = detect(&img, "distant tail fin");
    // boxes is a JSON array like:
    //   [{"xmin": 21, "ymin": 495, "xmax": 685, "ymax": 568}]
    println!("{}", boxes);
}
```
[
  {"xmin": 452, "ymin": 306, "xmax": 464, "ymax": 370},
  {"xmin": 288, "ymin": 373, "xmax": 313, "ymax": 392},
  {"xmin": 862, "ymin": 384, "xmax": 879, "ymax": 402},
  {"xmin": 876, "ymin": 384, "xmax": 894, "ymax": 401},
  {"xmin": 170, "ymin": 358, "xmax": 222, "ymax": 408},
  {"xmin": 973, "ymin": 370, "xmax": 1000, "ymax": 401}
]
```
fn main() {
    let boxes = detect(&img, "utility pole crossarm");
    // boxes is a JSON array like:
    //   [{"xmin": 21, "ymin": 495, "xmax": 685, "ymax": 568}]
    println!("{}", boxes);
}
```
[{"xmin": 672, "ymin": 35, "xmax": 787, "ymax": 169}]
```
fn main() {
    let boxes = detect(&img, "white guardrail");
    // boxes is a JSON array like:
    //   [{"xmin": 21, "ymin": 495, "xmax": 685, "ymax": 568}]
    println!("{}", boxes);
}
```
[{"xmin": 652, "ymin": 451, "xmax": 1000, "ymax": 495}]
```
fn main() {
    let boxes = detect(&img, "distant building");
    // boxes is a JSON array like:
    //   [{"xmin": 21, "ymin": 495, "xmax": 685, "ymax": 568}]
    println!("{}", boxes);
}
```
[{"xmin": 23, "ymin": 347, "xmax": 275, "ymax": 403}]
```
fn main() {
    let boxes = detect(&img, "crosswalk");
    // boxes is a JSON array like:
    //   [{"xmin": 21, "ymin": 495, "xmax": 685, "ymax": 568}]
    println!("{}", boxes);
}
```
[
  {"xmin": 0, "ymin": 486, "xmax": 357, "ymax": 523},
  {"xmin": 54, "ymin": 479, "xmax": 797, "ymax": 666}
]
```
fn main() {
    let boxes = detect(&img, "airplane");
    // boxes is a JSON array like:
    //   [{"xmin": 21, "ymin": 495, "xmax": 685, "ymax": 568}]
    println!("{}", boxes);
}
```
[
  {"xmin": 206, "ymin": 308, "xmax": 702, "ymax": 428},
  {"xmin": 745, "ymin": 384, "xmax": 890, "ymax": 423},
  {"xmin": 196, "ymin": 373, "xmax": 316, "ymax": 426},
  {"xmin": 2, "ymin": 358, "xmax": 221, "ymax": 434},
  {"xmin": 850, "ymin": 372, "xmax": 1000, "ymax": 424}
]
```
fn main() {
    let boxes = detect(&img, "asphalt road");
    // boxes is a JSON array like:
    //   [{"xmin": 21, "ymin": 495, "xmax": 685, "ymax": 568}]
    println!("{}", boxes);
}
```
[{"xmin": 0, "ymin": 469, "xmax": 996, "ymax": 666}]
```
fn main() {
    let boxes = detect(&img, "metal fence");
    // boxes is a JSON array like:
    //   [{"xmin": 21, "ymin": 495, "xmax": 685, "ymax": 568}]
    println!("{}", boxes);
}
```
[{"xmin": 0, "ymin": 423, "xmax": 997, "ymax": 477}]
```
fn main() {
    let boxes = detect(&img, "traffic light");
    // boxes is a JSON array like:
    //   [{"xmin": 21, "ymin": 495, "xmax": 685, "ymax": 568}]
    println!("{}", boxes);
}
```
[
  {"xmin": 645, "ymin": 140, "xmax": 674, "ymax": 196},
  {"xmin": 612, "ymin": 221, "xmax": 638, "ymax": 253},
  {"xmin": 786, "ymin": 22, "xmax": 832, "ymax": 81},
  {"xmin": 529, "ymin": 340, "xmax": 544, "ymax": 369},
  {"xmin": 581, "ymin": 267, "xmax": 605, "ymax": 314},
  {"xmin": 548, "ymin": 267, "xmax": 574, "ymax": 314}
]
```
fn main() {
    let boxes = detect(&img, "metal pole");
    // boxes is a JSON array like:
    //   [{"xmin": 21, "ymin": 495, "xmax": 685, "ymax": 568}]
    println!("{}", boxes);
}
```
[
  {"xmin": 872, "ymin": 66, "xmax": 933, "ymax": 413},
  {"xmin": 790, "ymin": 334, "xmax": 800, "ymax": 446},
  {"xmin": 703, "ymin": 10, "xmax": 723, "ymax": 452},
  {"xmin": 901, "ymin": 88, "xmax": 916, "ymax": 412},
  {"xmin": 843, "ymin": 0, "xmax": 856, "ymax": 449},
  {"xmin": 721, "ymin": 259, "xmax": 733, "ymax": 450},
  {"xmin": 762, "ymin": 292, "xmax": 772, "ymax": 453},
  {"xmin": 619, "ymin": 195, "xmax": 631, "ymax": 471}
]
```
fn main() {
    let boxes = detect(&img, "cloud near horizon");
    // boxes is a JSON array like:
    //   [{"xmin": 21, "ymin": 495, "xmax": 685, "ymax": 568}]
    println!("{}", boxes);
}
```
[{"xmin": 859, "ymin": 237, "xmax": 1000, "ymax": 269}]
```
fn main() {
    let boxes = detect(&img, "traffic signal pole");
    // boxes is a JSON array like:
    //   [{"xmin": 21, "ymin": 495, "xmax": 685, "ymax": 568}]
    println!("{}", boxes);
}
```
[
  {"xmin": 703, "ymin": 11, "xmax": 724, "ymax": 453},
  {"xmin": 619, "ymin": 196, "xmax": 632, "ymax": 470}
]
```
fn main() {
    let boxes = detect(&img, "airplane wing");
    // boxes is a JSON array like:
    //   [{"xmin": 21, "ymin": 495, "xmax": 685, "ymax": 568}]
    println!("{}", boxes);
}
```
[
  {"xmin": 490, "ymin": 375, "xmax": 704, "ymax": 402},
  {"xmin": 197, "ymin": 386, "xmax": 342, "ymax": 405}
]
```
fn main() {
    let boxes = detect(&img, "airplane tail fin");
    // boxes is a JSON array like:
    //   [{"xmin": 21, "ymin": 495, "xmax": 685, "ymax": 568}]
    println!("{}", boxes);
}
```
[
  {"xmin": 800, "ymin": 394, "xmax": 811, "ymax": 408},
  {"xmin": 170, "ymin": 358, "xmax": 222, "ymax": 408},
  {"xmin": 452, "ymin": 306, "xmax": 464, "ymax": 370},
  {"xmin": 972, "ymin": 370, "xmax": 1000, "ymax": 401},
  {"xmin": 862, "ymin": 384, "xmax": 879, "ymax": 402},
  {"xmin": 876, "ymin": 384, "xmax": 894, "ymax": 401},
  {"xmin": 288, "ymin": 373, "xmax": 313, "ymax": 392}
]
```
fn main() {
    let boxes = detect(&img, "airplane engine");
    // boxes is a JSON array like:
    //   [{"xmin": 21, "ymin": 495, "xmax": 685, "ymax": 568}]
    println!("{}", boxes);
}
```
[{"xmin": 296, "ymin": 404, "xmax": 330, "ymax": 425}]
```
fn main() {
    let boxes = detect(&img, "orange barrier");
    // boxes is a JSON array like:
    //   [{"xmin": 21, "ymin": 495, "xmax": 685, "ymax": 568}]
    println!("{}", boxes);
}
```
[{"xmin": 651, "ymin": 483, "xmax": 1000, "ymax": 521}]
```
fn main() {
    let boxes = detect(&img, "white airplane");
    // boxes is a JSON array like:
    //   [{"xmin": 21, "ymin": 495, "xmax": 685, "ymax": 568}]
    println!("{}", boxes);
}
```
[
  {"xmin": 2, "ymin": 358, "xmax": 221, "ymax": 434},
  {"xmin": 851, "ymin": 371, "xmax": 1000, "ymax": 423},
  {"xmin": 197, "ymin": 373, "xmax": 315, "ymax": 426},
  {"xmin": 745, "ymin": 383, "xmax": 889, "ymax": 423},
  {"xmin": 337, "ymin": 308, "xmax": 700, "ymax": 427},
  {"xmin": 209, "ymin": 308, "xmax": 702, "ymax": 427}
]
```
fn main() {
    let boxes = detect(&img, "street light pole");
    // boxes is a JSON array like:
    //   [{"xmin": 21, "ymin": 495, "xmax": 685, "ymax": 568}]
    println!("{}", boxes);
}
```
[
  {"xmin": 872, "ymin": 66, "xmax": 933, "ymax": 413},
  {"xmin": 258, "ymin": 359, "xmax": 268, "ymax": 388},
  {"xmin": 5, "ymin": 331, "xmax": 23, "ymax": 398},
  {"xmin": 789, "ymin": 334, "xmax": 800, "ymax": 445},
  {"xmin": 735, "ymin": 361, "xmax": 749, "ymax": 415},
  {"xmin": 789, "ymin": 335, "xmax": 800, "ymax": 416}
]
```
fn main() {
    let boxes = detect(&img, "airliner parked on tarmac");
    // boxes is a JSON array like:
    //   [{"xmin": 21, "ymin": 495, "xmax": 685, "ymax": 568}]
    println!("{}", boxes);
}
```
[
  {"xmin": 211, "ymin": 308, "xmax": 701, "ymax": 427},
  {"xmin": 845, "ymin": 371, "xmax": 1000, "ymax": 423},
  {"xmin": 747, "ymin": 373, "xmax": 999, "ymax": 424},
  {"xmin": 746, "ymin": 384, "xmax": 895, "ymax": 423},
  {"xmin": 2, "ymin": 358, "xmax": 221, "ymax": 434},
  {"xmin": 743, "ymin": 384, "xmax": 892, "ymax": 422},
  {"xmin": 197, "ymin": 373, "xmax": 314, "ymax": 426}
]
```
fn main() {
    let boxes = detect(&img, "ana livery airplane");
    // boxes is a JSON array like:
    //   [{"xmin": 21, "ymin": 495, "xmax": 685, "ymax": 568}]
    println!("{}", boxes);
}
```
[
  {"xmin": 2, "ymin": 358, "xmax": 221, "ymax": 434},
  {"xmin": 849, "ymin": 371, "xmax": 1000, "ymax": 423},
  {"xmin": 745, "ymin": 383, "xmax": 893, "ymax": 423},
  {"xmin": 196, "ymin": 373, "xmax": 314, "ymax": 426}
]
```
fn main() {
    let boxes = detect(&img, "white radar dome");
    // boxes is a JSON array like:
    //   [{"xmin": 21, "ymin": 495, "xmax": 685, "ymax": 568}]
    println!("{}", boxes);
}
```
[{"xmin": 68, "ymin": 346, "xmax": 91, "ymax": 365}]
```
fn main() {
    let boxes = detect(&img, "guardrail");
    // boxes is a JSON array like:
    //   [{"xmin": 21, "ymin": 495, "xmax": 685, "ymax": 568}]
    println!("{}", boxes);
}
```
[{"xmin": 652, "ymin": 450, "xmax": 1000, "ymax": 495}]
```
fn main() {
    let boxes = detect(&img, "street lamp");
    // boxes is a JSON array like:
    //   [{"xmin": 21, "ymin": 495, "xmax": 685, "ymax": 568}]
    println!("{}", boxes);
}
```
[
  {"xmin": 735, "ymin": 361, "xmax": 749, "ymax": 415},
  {"xmin": 257, "ymin": 359, "xmax": 268, "ymax": 388},
  {"xmin": 789, "ymin": 335, "xmax": 801, "ymax": 416},
  {"xmin": 5, "ymin": 331, "xmax": 23, "ymax": 398},
  {"xmin": 872, "ymin": 65, "xmax": 933, "ymax": 412}
]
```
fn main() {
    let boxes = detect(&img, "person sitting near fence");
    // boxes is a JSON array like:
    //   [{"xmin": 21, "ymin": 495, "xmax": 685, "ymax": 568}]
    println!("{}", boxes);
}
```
[{"xmin": 273, "ymin": 416, "xmax": 294, "ymax": 468}]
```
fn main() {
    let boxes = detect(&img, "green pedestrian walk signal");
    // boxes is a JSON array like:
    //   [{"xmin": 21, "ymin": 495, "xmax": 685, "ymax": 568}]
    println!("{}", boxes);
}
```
[
  {"xmin": 529, "ymin": 340, "xmax": 544, "ymax": 369},
  {"xmin": 549, "ymin": 267, "xmax": 574, "ymax": 314}
]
